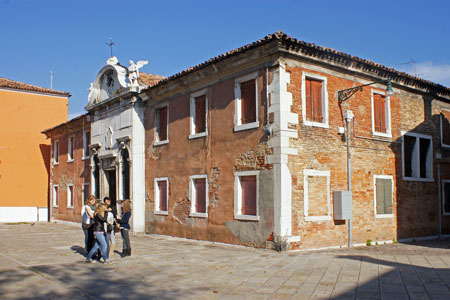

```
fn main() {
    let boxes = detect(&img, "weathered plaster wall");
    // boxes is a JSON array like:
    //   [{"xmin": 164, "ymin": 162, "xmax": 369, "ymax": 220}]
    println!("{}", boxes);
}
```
[{"xmin": 144, "ymin": 70, "xmax": 274, "ymax": 247}]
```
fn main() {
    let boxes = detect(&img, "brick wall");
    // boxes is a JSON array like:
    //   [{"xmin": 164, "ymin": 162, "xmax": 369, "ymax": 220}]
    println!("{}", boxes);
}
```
[{"xmin": 51, "ymin": 121, "xmax": 90, "ymax": 223}]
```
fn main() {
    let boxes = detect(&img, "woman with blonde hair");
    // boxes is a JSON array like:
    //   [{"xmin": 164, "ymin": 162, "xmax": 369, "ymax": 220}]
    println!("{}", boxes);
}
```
[
  {"xmin": 86, "ymin": 204, "xmax": 111, "ymax": 263},
  {"xmin": 117, "ymin": 200, "xmax": 132, "ymax": 257},
  {"xmin": 81, "ymin": 195, "xmax": 96, "ymax": 253}
]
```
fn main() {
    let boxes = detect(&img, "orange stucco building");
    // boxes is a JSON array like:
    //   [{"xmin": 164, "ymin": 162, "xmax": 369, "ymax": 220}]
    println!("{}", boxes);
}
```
[{"xmin": 0, "ymin": 77, "xmax": 70, "ymax": 222}]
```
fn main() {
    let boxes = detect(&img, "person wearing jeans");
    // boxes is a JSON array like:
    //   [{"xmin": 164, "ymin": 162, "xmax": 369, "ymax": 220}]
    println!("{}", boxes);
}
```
[
  {"xmin": 86, "ymin": 204, "xmax": 111, "ymax": 263},
  {"xmin": 117, "ymin": 200, "xmax": 132, "ymax": 257}
]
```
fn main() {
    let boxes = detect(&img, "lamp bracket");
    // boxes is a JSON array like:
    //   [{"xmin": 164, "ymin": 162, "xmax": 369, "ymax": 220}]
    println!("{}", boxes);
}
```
[{"xmin": 337, "ymin": 78, "xmax": 391, "ymax": 104}]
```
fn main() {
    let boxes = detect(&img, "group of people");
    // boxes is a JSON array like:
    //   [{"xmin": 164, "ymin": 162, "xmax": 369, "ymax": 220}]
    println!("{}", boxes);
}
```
[{"xmin": 81, "ymin": 195, "xmax": 132, "ymax": 263}]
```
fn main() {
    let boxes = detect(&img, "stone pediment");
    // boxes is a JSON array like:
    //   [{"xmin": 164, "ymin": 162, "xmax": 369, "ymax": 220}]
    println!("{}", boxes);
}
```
[{"xmin": 87, "ymin": 57, "xmax": 148, "ymax": 108}]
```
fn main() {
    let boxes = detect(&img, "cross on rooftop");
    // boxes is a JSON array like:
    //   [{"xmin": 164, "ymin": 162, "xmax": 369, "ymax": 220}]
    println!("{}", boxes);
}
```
[{"xmin": 105, "ymin": 38, "xmax": 117, "ymax": 57}]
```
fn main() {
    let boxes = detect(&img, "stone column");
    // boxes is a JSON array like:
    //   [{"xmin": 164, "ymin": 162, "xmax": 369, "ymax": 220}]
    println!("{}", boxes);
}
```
[{"xmin": 266, "ymin": 64, "xmax": 299, "ymax": 250}]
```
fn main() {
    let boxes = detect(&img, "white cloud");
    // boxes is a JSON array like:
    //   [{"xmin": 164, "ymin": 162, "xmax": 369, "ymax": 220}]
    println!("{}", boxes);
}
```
[{"xmin": 401, "ymin": 61, "xmax": 450, "ymax": 87}]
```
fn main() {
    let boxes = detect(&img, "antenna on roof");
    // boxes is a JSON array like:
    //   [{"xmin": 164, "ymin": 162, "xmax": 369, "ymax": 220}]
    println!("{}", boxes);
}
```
[
  {"xmin": 105, "ymin": 38, "xmax": 117, "ymax": 57},
  {"xmin": 50, "ymin": 71, "xmax": 55, "ymax": 89},
  {"xmin": 400, "ymin": 59, "xmax": 422, "ymax": 77}
]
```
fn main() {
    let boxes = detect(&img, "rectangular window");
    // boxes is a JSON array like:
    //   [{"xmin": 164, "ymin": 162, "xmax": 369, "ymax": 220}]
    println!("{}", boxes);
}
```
[
  {"xmin": 443, "ymin": 180, "xmax": 450, "ymax": 215},
  {"xmin": 190, "ymin": 175, "xmax": 208, "ymax": 217},
  {"xmin": 154, "ymin": 177, "xmax": 169, "ymax": 215},
  {"xmin": 53, "ymin": 185, "xmax": 59, "ymax": 207},
  {"xmin": 83, "ymin": 131, "xmax": 90, "ymax": 159},
  {"xmin": 234, "ymin": 73, "xmax": 259, "ymax": 132},
  {"xmin": 305, "ymin": 78, "xmax": 323, "ymax": 123},
  {"xmin": 189, "ymin": 90, "xmax": 208, "ymax": 139},
  {"xmin": 372, "ymin": 90, "xmax": 391, "ymax": 137},
  {"xmin": 68, "ymin": 136, "xmax": 74, "ymax": 161},
  {"xmin": 441, "ymin": 110, "xmax": 450, "ymax": 147},
  {"xmin": 234, "ymin": 171, "xmax": 259, "ymax": 221},
  {"xmin": 374, "ymin": 175, "xmax": 393, "ymax": 218},
  {"xmin": 82, "ymin": 183, "xmax": 90, "ymax": 205},
  {"xmin": 155, "ymin": 106, "xmax": 168, "ymax": 144},
  {"xmin": 53, "ymin": 140, "xmax": 59, "ymax": 164},
  {"xmin": 302, "ymin": 72, "xmax": 328, "ymax": 128},
  {"xmin": 402, "ymin": 132, "xmax": 433, "ymax": 181},
  {"xmin": 67, "ymin": 184, "xmax": 74, "ymax": 208},
  {"xmin": 303, "ymin": 169, "xmax": 331, "ymax": 221}
]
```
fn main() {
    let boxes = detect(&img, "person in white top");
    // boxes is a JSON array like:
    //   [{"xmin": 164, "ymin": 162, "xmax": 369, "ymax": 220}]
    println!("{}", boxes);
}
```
[{"xmin": 81, "ymin": 195, "xmax": 96, "ymax": 253}]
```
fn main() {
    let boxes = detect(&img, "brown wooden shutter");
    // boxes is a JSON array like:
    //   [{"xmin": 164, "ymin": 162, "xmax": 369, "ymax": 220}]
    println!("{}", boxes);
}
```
[
  {"xmin": 311, "ymin": 79, "xmax": 323, "ymax": 122},
  {"xmin": 240, "ymin": 80, "xmax": 256, "ymax": 124},
  {"xmin": 158, "ymin": 181, "xmax": 167, "ymax": 211},
  {"xmin": 374, "ymin": 94, "xmax": 386, "ymax": 133},
  {"xmin": 305, "ymin": 78, "xmax": 323, "ymax": 123},
  {"xmin": 158, "ymin": 107, "xmax": 168, "ymax": 141},
  {"xmin": 305, "ymin": 78, "xmax": 312, "ymax": 121},
  {"xmin": 384, "ymin": 178, "xmax": 393, "ymax": 214},
  {"xmin": 376, "ymin": 178, "xmax": 392, "ymax": 214},
  {"xmin": 194, "ymin": 179, "xmax": 206, "ymax": 213},
  {"xmin": 241, "ymin": 176, "xmax": 257, "ymax": 216},
  {"xmin": 195, "ymin": 95, "xmax": 206, "ymax": 133},
  {"xmin": 442, "ymin": 111, "xmax": 450, "ymax": 145},
  {"xmin": 376, "ymin": 178, "xmax": 385, "ymax": 215}
]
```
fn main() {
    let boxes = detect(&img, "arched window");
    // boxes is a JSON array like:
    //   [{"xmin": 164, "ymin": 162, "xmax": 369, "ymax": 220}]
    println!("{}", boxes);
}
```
[{"xmin": 121, "ymin": 149, "xmax": 130, "ymax": 200}]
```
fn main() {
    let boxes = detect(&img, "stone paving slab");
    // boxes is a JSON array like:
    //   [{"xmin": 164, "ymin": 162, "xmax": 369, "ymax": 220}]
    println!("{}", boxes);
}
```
[{"xmin": 1, "ymin": 222, "xmax": 450, "ymax": 299}]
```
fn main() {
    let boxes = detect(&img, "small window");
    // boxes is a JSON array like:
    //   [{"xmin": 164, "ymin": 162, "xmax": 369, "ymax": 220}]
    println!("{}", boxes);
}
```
[
  {"xmin": 402, "ymin": 132, "xmax": 433, "ymax": 181},
  {"xmin": 234, "ymin": 171, "xmax": 259, "ymax": 221},
  {"xmin": 234, "ymin": 73, "xmax": 259, "ymax": 132},
  {"xmin": 302, "ymin": 73, "xmax": 328, "ymax": 128},
  {"xmin": 154, "ymin": 177, "xmax": 169, "ymax": 215},
  {"xmin": 53, "ymin": 185, "xmax": 59, "ymax": 207},
  {"xmin": 82, "ymin": 183, "xmax": 90, "ymax": 205},
  {"xmin": 83, "ymin": 131, "xmax": 90, "ymax": 159},
  {"xmin": 441, "ymin": 110, "xmax": 450, "ymax": 147},
  {"xmin": 67, "ymin": 184, "xmax": 74, "ymax": 208},
  {"xmin": 155, "ymin": 106, "xmax": 168, "ymax": 144},
  {"xmin": 372, "ymin": 90, "xmax": 391, "ymax": 137},
  {"xmin": 442, "ymin": 180, "xmax": 450, "ymax": 215},
  {"xmin": 68, "ymin": 136, "xmax": 74, "ymax": 161},
  {"xmin": 303, "ymin": 169, "xmax": 331, "ymax": 221},
  {"xmin": 374, "ymin": 175, "xmax": 393, "ymax": 218},
  {"xmin": 189, "ymin": 90, "xmax": 208, "ymax": 139},
  {"xmin": 190, "ymin": 175, "xmax": 208, "ymax": 217},
  {"xmin": 53, "ymin": 140, "xmax": 59, "ymax": 164}
]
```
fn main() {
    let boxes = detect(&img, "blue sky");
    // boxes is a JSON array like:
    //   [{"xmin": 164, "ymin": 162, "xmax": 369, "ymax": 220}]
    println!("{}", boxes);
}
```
[{"xmin": 1, "ymin": 0, "xmax": 450, "ymax": 119}]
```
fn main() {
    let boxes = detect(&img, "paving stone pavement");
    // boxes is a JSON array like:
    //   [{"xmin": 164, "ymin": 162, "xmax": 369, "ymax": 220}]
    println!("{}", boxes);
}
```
[{"xmin": 1, "ymin": 223, "xmax": 450, "ymax": 300}]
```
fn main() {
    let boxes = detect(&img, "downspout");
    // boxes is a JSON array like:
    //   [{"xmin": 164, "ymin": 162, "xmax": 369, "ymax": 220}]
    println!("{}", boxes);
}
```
[
  {"xmin": 49, "ymin": 141, "xmax": 54, "ymax": 222},
  {"xmin": 438, "ymin": 160, "xmax": 442, "ymax": 238}
]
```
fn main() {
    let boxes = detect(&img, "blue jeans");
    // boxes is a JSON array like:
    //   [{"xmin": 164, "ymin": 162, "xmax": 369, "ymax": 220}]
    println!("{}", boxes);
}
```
[
  {"xmin": 105, "ymin": 231, "xmax": 111, "ymax": 256},
  {"xmin": 87, "ymin": 232, "xmax": 108, "ymax": 260}
]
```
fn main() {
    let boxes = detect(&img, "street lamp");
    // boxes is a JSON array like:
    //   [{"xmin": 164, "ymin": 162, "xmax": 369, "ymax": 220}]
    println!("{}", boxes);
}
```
[
  {"xmin": 337, "ymin": 77, "xmax": 394, "ymax": 248},
  {"xmin": 338, "ymin": 77, "xmax": 394, "ymax": 103}
]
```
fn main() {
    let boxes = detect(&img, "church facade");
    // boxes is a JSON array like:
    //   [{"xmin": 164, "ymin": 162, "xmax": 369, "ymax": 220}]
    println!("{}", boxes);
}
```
[{"xmin": 44, "ymin": 32, "xmax": 450, "ymax": 250}]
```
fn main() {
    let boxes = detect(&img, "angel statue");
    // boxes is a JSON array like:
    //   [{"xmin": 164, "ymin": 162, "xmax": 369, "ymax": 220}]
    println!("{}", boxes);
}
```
[
  {"xmin": 128, "ymin": 60, "xmax": 148, "ymax": 87},
  {"xmin": 87, "ymin": 83, "xmax": 99, "ymax": 105}
]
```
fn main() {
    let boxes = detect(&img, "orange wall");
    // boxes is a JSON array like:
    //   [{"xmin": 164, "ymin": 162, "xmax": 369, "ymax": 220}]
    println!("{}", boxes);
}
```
[{"xmin": 0, "ymin": 89, "xmax": 68, "ymax": 207}]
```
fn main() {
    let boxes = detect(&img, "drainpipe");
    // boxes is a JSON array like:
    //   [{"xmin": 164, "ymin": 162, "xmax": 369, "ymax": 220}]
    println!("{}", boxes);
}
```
[
  {"xmin": 437, "ymin": 157, "xmax": 442, "ymax": 238},
  {"xmin": 345, "ymin": 110, "xmax": 354, "ymax": 247}
]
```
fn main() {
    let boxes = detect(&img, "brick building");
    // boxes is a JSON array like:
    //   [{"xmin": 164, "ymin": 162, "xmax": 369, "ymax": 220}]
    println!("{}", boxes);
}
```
[
  {"xmin": 42, "ymin": 114, "xmax": 91, "ymax": 222},
  {"xmin": 0, "ymin": 77, "xmax": 69, "ymax": 222},
  {"xmin": 44, "ymin": 32, "xmax": 450, "ymax": 250}
]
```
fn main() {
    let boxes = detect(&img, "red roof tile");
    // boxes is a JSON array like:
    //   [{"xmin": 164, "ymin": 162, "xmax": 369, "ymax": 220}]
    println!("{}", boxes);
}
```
[
  {"xmin": 0, "ymin": 77, "xmax": 70, "ymax": 97},
  {"xmin": 138, "ymin": 73, "xmax": 166, "ymax": 87}
]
